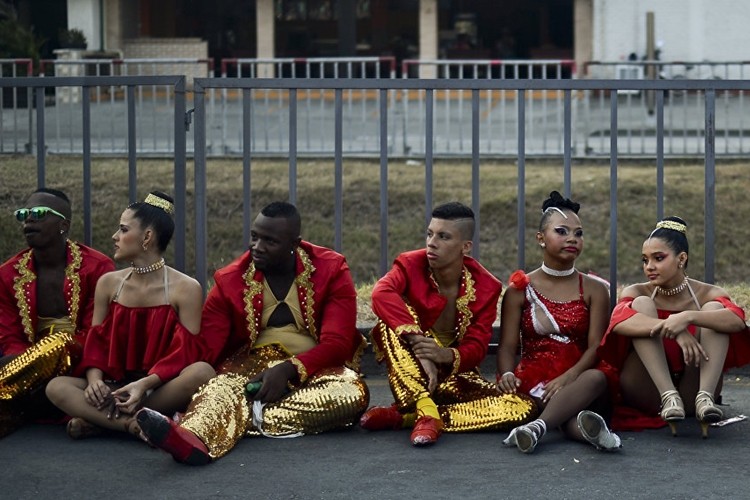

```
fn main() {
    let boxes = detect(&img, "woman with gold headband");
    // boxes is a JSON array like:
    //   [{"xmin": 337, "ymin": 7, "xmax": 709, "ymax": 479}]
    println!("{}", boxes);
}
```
[
  {"xmin": 46, "ymin": 191, "xmax": 215, "ymax": 439},
  {"xmin": 599, "ymin": 216, "xmax": 750, "ymax": 437}
]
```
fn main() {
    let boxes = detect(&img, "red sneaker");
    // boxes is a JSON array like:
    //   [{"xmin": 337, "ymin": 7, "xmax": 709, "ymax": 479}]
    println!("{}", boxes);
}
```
[
  {"xmin": 359, "ymin": 404, "xmax": 404, "ymax": 431},
  {"xmin": 410, "ymin": 414, "xmax": 443, "ymax": 447},
  {"xmin": 136, "ymin": 408, "xmax": 211, "ymax": 465}
]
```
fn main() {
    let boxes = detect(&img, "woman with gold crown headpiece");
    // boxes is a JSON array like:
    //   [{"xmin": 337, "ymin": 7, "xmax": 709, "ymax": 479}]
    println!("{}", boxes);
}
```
[
  {"xmin": 599, "ymin": 216, "xmax": 750, "ymax": 438},
  {"xmin": 46, "ymin": 191, "xmax": 215, "ymax": 440}
]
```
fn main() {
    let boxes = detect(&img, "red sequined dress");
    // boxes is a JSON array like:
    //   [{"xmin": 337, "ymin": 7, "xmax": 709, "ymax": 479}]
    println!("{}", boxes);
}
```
[{"xmin": 511, "ymin": 271, "xmax": 616, "ymax": 395}]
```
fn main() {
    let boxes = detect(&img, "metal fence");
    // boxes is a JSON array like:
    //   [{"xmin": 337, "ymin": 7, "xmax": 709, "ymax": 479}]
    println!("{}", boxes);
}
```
[
  {"xmin": 0, "ymin": 59, "xmax": 34, "ymax": 153},
  {"xmin": 2, "ymin": 75, "xmax": 747, "ymax": 304},
  {"xmin": 0, "ymin": 75, "xmax": 189, "ymax": 270},
  {"xmin": 191, "ymin": 77, "xmax": 748, "ymax": 304},
  {"xmin": 3, "ymin": 58, "xmax": 750, "ymax": 158}
]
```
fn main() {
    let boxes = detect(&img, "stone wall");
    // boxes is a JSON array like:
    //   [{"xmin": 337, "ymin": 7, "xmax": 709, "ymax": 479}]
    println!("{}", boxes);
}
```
[{"xmin": 121, "ymin": 38, "xmax": 210, "ymax": 85}]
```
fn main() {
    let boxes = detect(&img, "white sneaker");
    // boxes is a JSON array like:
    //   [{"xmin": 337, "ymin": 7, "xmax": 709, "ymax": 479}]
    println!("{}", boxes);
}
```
[{"xmin": 576, "ymin": 410, "xmax": 622, "ymax": 451}]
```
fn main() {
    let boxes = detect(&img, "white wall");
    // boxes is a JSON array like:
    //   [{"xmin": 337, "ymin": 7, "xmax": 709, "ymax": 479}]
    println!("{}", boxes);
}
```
[
  {"xmin": 593, "ymin": 0, "xmax": 750, "ymax": 63},
  {"xmin": 67, "ymin": 0, "xmax": 101, "ymax": 51}
]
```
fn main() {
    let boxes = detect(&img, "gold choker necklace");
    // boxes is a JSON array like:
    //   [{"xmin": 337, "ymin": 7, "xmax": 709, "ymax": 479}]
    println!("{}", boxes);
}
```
[
  {"xmin": 131, "ymin": 257, "xmax": 165, "ymax": 275},
  {"xmin": 657, "ymin": 276, "xmax": 688, "ymax": 296}
]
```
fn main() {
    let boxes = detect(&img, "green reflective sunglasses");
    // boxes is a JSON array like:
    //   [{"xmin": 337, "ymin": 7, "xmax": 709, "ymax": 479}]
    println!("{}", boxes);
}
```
[{"xmin": 14, "ymin": 206, "xmax": 67, "ymax": 222}]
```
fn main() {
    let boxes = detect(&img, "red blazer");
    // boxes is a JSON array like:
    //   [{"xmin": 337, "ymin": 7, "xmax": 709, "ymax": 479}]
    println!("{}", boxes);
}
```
[
  {"xmin": 0, "ymin": 241, "xmax": 114, "ymax": 355},
  {"xmin": 201, "ymin": 241, "xmax": 364, "ymax": 382},
  {"xmin": 371, "ymin": 249, "xmax": 503, "ymax": 374}
]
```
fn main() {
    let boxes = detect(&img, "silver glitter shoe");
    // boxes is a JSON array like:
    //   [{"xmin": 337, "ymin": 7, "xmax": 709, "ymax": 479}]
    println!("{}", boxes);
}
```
[
  {"xmin": 577, "ymin": 410, "xmax": 622, "ymax": 451},
  {"xmin": 503, "ymin": 419, "xmax": 546, "ymax": 454}
]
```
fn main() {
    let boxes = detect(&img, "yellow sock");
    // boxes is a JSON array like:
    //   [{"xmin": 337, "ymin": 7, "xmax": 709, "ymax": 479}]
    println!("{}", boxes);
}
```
[{"xmin": 415, "ymin": 397, "xmax": 441, "ymax": 420}]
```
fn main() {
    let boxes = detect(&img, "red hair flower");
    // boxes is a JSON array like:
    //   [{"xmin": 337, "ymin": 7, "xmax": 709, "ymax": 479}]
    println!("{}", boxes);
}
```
[{"xmin": 508, "ymin": 270, "xmax": 529, "ymax": 290}]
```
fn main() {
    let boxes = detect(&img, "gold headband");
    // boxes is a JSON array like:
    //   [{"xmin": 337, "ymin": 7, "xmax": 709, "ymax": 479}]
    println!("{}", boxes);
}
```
[
  {"xmin": 655, "ymin": 220, "xmax": 686, "ymax": 234},
  {"xmin": 144, "ymin": 193, "xmax": 174, "ymax": 215}
]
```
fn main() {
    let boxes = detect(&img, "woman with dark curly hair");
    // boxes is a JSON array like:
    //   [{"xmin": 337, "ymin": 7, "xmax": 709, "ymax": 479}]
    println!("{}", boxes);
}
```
[{"xmin": 497, "ymin": 191, "xmax": 620, "ymax": 453}]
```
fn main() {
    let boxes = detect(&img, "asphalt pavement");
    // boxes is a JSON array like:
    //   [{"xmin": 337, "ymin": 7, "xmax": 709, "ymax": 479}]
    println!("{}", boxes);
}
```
[{"xmin": 3, "ymin": 354, "xmax": 750, "ymax": 500}]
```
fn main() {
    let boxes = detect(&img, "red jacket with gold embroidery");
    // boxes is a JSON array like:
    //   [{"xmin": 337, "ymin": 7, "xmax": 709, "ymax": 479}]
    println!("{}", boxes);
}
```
[
  {"xmin": 371, "ymin": 249, "xmax": 503, "ymax": 374},
  {"xmin": 201, "ymin": 241, "xmax": 364, "ymax": 382},
  {"xmin": 0, "ymin": 241, "xmax": 114, "ymax": 356}
]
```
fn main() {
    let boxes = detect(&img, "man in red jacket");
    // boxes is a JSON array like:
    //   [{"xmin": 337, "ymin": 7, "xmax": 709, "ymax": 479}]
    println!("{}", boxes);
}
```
[
  {"xmin": 360, "ymin": 202, "xmax": 536, "ymax": 446},
  {"xmin": 138, "ymin": 201, "xmax": 369, "ymax": 464},
  {"xmin": 0, "ymin": 188, "xmax": 114, "ymax": 436}
]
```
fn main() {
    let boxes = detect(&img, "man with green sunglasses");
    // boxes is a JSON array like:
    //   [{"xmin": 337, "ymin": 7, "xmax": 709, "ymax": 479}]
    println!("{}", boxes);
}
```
[{"xmin": 0, "ymin": 188, "xmax": 114, "ymax": 437}]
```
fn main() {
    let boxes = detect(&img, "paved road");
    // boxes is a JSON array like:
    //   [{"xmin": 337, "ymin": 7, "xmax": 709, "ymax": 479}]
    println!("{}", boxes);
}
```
[{"xmin": 4, "ymin": 363, "xmax": 750, "ymax": 500}]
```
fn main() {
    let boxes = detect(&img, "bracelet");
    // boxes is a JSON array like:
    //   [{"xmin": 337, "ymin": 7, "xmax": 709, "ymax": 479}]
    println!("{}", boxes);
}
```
[{"xmin": 495, "ymin": 371, "xmax": 515, "ymax": 383}]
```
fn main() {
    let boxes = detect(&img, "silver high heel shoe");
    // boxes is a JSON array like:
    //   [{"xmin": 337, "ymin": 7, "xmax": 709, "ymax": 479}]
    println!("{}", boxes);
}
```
[
  {"xmin": 576, "ymin": 410, "xmax": 621, "ymax": 451},
  {"xmin": 660, "ymin": 389, "xmax": 685, "ymax": 436},
  {"xmin": 695, "ymin": 390, "xmax": 723, "ymax": 438},
  {"xmin": 503, "ymin": 419, "xmax": 546, "ymax": 454}
]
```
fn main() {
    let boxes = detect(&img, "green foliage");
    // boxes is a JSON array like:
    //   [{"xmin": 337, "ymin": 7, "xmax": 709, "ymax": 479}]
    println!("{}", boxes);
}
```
[
  {"xmin": 58, "ymin": 28, "xmax": 87, "ymax": 49},
  {"xmin": 0, "ymin": 1, "xmax": 43, "ymax": 62}
]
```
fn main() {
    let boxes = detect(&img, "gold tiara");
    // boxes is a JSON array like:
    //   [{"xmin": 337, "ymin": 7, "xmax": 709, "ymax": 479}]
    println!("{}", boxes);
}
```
[
  {"xmin": 655, "ymin": 220, "xmax": 686, "ymax": 233},
  {"xmin": 144, "ymin": 193, "xmax": 174, "ymax": 215}
]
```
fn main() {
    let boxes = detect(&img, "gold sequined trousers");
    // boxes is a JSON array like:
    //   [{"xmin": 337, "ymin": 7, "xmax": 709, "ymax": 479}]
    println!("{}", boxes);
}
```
[
  {"xmin": 181, "ymin": 343, "xmax": 370, "ymax": 459},
  {"xmin": 372, "ymin": 321, "xmax": 537, "ymax": 432},
  {"xmin": 0, "ymin": 329, "xmax": 77, "ymax": 401}
]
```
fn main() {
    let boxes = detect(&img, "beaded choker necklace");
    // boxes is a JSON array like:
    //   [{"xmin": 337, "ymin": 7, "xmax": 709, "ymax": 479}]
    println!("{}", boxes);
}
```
[
  {"xmin": 541, "ymin": 262, "xmax": 576, "ymax": 277},
  {"xmin": 657, "ymin": 276, "xmax": 688, "ymax": 296},
  {"xmin": 131, "ymin": 257, "xmax": 165, "ymax": 275}
]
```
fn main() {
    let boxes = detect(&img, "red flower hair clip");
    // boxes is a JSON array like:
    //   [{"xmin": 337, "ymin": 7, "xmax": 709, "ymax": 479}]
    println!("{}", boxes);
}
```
[{"xmin": 508, "ymin": 270, "xmax": 529, "ymax": 290}]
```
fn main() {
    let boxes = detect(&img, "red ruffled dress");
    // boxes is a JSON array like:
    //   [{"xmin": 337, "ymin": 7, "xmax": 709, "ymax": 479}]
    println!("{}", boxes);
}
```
[
  {"xmin": 510, "ymin": 271, "xmax": 617, "ymax": 396},
  {"xmin": 598, "ymin": 295, "xmax": 750, "ymax": 431},
  {"xmin": 78, "ymin": 303, "xmax": 204, "ymax": 383}
]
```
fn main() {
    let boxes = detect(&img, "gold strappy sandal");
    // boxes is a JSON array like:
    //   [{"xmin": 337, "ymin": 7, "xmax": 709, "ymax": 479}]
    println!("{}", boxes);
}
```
[{"xmin": 660, "ymin": 390, "xmax": 685, "ymax": 436}]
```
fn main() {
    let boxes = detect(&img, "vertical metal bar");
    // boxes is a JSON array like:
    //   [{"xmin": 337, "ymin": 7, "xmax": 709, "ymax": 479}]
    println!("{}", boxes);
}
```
[
  {"xmin": 704, "ymin": 90, "xmax": 716, "ymax": 282},
  {"xmin": 194, "ymin": 82, "xmax": 208, "ymax": 292},
  {"xmin": 471, "ymin": 89, "xmax": 480, "ymax": 259},
  {"xmin": 82, "ymin": 86, "xmax": 92, "ymax": 245},
  {"xmin": 517, "ymin": 90, "xmax": 526, "ymax": 270},
  {"xmin": 609, "ymin": 91, "xmax": 619, "ymax": 309},
  {"xmin": 563, "ymin": 90, "xmax": 572, "ymax": 197},
  {"xmin": 289, "ymin": 89, "xmax": 298, "ymax": 204},
  {"xmin": 36, "ymin": 87, "xmax": 45, "ymax": 188},
  {"xmin": 27, "ymin": 86, "xmax": 33, "ymax": 155},
  {"xmin": 425, "ymin": 88, "xmax": 434, "ymax": 227},
  {"xmin": 173, "ymin": 77, "xmax": 187, "ymax": 271},
  {"xmin": 127, "ymin": 86, "xmax": 137, "ymax": 203},
  {"xmin": 379, "ymin": 89, "xmax": 389, "ymax": 276},
  {"xmin": 656, "ymin": 90, "xmax": 664, "ymax": 220},
  {"xmin": 243, "ymin": 88, "xmax": 252, "ymax": 248},
  {"xmin": 334, "ymin": 88, "xmax": 343, "ymax": 252}
]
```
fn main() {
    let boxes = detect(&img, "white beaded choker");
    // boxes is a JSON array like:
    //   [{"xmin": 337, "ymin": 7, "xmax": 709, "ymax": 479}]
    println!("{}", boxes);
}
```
[
  {"xmin": 541, "ymin": 262, "xmax": 576, "ymax": 277},
  {"xmin": 131, "ymin": 257, "xmax": 166, "ymax": 275},
  {"xmin": 656, "ymin": 276, "xmax": 688, "ymax": 296}
]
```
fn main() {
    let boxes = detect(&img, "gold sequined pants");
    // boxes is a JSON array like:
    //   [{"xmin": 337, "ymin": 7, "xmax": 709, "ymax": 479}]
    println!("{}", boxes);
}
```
[
  {"xmin": 372, "ymin": 321, "xmax": 537, "ymax": 432},
  {"xmin": 0, "ymin": 329, "xmax": 77, "ymax": 401},
  {"xmin": 181, "ymin": 343, "xmax": 369, "ymax": 459}
]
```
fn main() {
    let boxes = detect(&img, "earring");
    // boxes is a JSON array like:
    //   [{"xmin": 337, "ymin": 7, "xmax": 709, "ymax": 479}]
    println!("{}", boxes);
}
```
[
  {"xmin": 678, "ymin": 263, "xmax": 683, "ymax": 269},
  {"xmin": 142, "ymin": 244, "xmax": 148, "ymax": 252},
  {"xmin": 540, "ymin": 243, "xmax": 546, "ymax": 248},
  {"xmin": 59, "ymin": 230, "xmax": 64, "ymax": 235}
]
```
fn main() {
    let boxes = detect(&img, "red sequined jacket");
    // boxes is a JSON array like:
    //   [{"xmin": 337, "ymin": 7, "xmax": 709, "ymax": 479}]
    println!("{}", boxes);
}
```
[
  {"xmin": 201, "ymin": 241, "xmax": 365, "ymax": 382},
  {"xmin": 371, "ymin": 249, "xmax": 503, "ymax": 375},
  {"xmin": 0, "ymin": 241, "xmax": 114, "ymax": 356}
]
